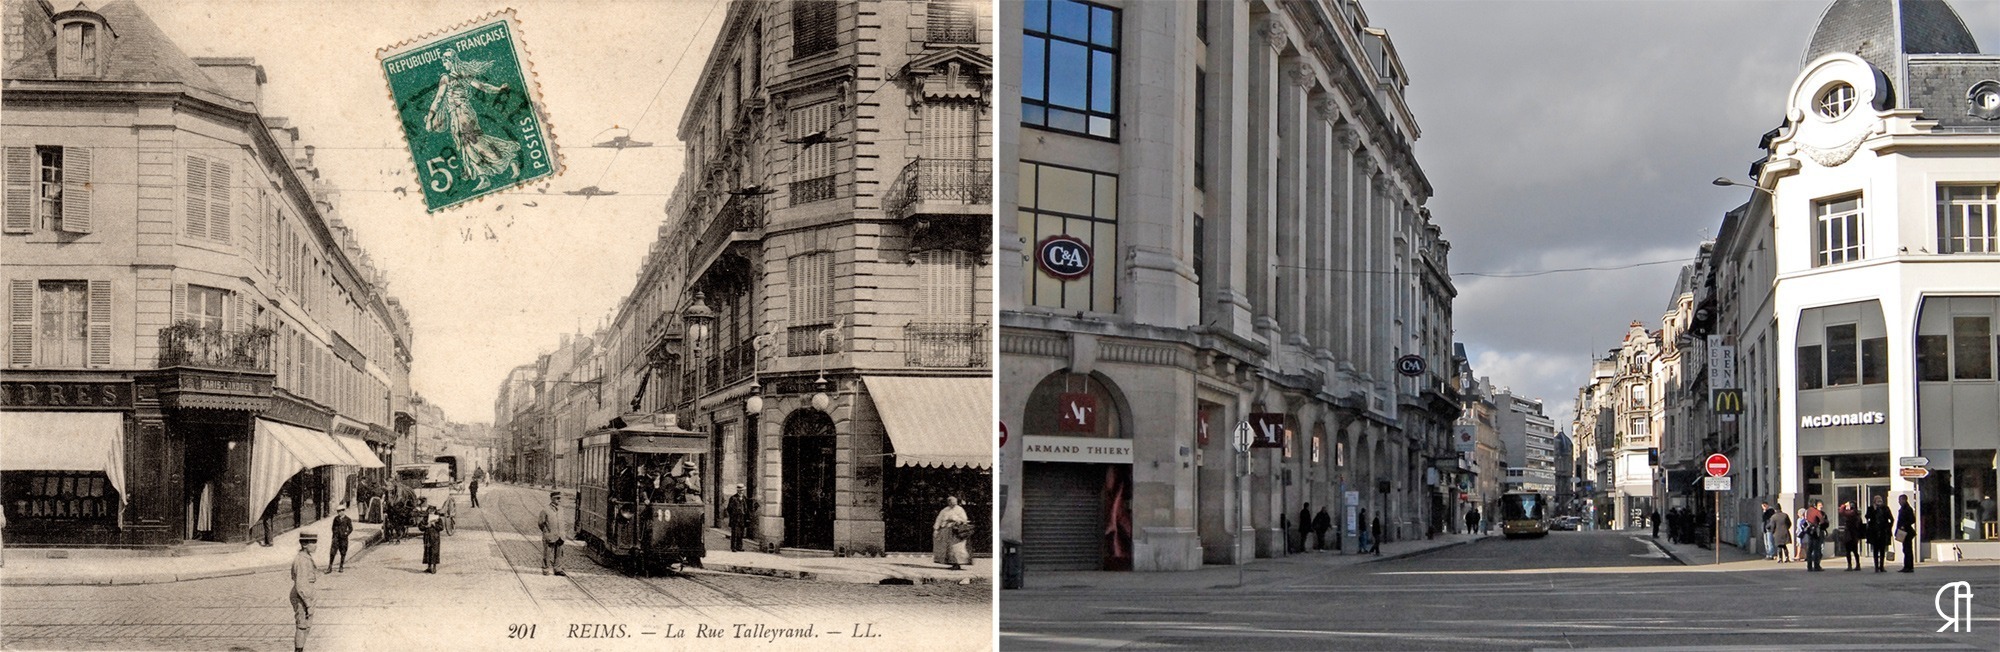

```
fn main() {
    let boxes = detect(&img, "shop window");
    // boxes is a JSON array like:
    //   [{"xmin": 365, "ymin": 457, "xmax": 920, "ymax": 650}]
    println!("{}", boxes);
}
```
[
  {"xmin": 1813, "ymin": 194, "xmax": 1865, "ymax": 267},
  {"xmin": 1937, "ymin": 184, "xmax": 1998, "ymax": 254},
  {"xmin": 1953, "ymin": 316, "xmax": 1993, "ymax": 380},
  {"xmin": 1917, "ymin": 335, "xmax": 1950, "ymax": 382},
  {"xmin": 1022, "ymin": 0, "xmax": 1119, "ymax": 138},
  {"xmin": 1019, "ymin": 161, "xmax": 1117, "ymax": 313},
  {"xmin": 1825, "ymin": 324, "xmax": 1858, "ymax": 386},
  {"xmin": 4, "ymin": 471, "xmax": 117, "ymax": 521},
  {"xmin": 1797, "ymin": 344, "xmax": 1823, "ymax": 390}
]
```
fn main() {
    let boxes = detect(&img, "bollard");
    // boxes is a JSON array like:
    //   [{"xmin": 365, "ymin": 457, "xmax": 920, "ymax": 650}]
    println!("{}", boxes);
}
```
[{"xmin": 1001, "ymin": 539, "xmax": 1024, "ymax": 590}]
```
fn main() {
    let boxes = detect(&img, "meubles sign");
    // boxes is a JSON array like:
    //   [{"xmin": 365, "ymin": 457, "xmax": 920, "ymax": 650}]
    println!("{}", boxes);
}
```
[{"xmin": 1800, "ymin": 411, "xmax": 1886, "ymax": 429}]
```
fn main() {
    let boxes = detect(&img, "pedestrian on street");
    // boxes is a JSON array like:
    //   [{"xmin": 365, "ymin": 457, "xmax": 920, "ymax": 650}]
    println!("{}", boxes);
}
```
[
  {"xmin": 1650, "ymin": 509, "xmax": 1661, "ymax": 539},
  {"xmin": 420, "ymin": 506, "xmax": 444, "ymax": 574},
  {"xmin": 1793, "ymin": 507, "xmax": 1811, "ymax": 562},
  {"xmin": 327, "ymin": 506, "xmax": 352, "ymax": 574},
  {"xmin": 1465, "ymin": 507, "xmax": 1480, "ymax": 537},
  {"xmin": 1767, "ymin": 507, "xmax": 1793, "ymax": 562},
  {"xmin": 1357, "ymin": 508, "xmax": 1371, "ymax": 554},
  {"xmin": 442, "ymin": 494, "xmax": 457, "ymax": 536},
  {"xmin": 1895, "ymin": 494, "xmax": 1917, "ymax": 572},
  {"xmin": 1370, "ymin": 515, "xmax": 1383, "ymax": 556},
  {"xmin": 1760, "ymin": 501, "xmax": 1777, "ymax": 559},
  {"xmin": 725, "ymin": 484, "xmax": 755, "ymax": 552},
  {"xmin": 290, "ymin": 533, "xmax": 318, "ymax": 652},
  {"xmin": 1313, "ymin": 506, "xmax": 1332, "ymax": 551},
  {"xmin": 933, "ymin": 496, "xmax": 972, "ymax": 571},
  {"xmin": 1838, "ymin": 500, "xmax": 1861, "ymax": 571},
  {"xmin": 1298, "ymin": 503, "xmax": 1313, "ymax": 554},
  {"xmin": 538, "ymin": 491, "xmax": 566, "ymax": 576},
  {"xmin": 1865, "ymin": 494, "xmax": 1892, "ymax": 572},
  {"xmin": 469, "ymin": 477, "xmax": 480, "ymax": 509},
  {"xmin": 1803, "ymin": 500, "xmax": 1827, "ymax": 571}
]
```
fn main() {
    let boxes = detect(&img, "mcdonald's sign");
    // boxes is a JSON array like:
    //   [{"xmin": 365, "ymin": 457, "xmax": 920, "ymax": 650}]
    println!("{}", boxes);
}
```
[{"xmin": 1712, "ymin": 389, "xmax": 1743, "ymax": 415}]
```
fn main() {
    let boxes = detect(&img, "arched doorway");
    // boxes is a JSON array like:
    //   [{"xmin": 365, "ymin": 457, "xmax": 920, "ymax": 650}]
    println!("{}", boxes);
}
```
[
  {"xmin": 781, "ymin": 409, "xmax": 836, "ymax": 549},
  {"xmin": 1020, "ymin": 371, "xmax": 1131, "ymax": 571}
]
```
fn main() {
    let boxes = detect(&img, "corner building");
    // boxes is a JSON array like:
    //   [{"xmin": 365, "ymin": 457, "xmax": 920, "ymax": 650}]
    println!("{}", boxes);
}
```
[
  {"xmin": 2, "ymin": 1, "xmax": 405, "ymax": 547},
  {"xmin": 1723, "ymin": 0, "xmax": 2000, "ymax": 557},
  {"xmin": 999, "ymin": 0, "xmax": 1457, "ymax": 573}
]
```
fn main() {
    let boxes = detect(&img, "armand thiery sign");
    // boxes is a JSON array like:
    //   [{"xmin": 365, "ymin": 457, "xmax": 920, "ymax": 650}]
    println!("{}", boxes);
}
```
[{"xmin": 1022, "ymin": 435, "xmax": 1134, "ymax": 464}]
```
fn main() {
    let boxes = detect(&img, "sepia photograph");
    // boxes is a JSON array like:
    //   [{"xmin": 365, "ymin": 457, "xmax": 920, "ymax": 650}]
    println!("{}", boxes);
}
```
[{"xmin": 1, "ymin": 0, "xmax": 994, "ymax": 649}]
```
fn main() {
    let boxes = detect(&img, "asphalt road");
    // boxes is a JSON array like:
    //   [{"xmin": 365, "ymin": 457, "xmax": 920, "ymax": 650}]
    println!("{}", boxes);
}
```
[
  {"xmin": 1, "ymin": 484, "xmax": 988, "ymax": 651},
  {"xmin": 1000, "ymin": 529, "xmax": 2000, "ymax": 650}
]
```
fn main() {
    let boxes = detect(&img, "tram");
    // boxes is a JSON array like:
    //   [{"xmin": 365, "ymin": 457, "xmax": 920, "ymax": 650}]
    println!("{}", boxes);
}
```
[
  {"xmin": 575, "ymin": 414, "xmax": 708, "ymax": 574},
  {"xmin": 1499, "ymin": 490, "xmax": 1551, "ymax": 538}
]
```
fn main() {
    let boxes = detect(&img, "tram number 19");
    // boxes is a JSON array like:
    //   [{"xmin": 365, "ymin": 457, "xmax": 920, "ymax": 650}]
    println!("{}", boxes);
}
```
[{"xmin": 508, "ymin": 624, "xmax": 538, "ymax": 639}]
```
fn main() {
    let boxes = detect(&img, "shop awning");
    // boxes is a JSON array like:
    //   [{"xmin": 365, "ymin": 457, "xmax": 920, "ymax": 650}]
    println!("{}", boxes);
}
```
[
  {"xmin": 862, "ymin": 376, "xmax": 992, "ymax": 469},
  {"xmin": 0, "ymin": 411, "xmax": 128, "ymax": 502},
  {"xmin": 250, "ymin": 420, "xmax": 349, "ymax": 515},
  {"xmin": 334, "ymin": 435, "xmax": 386, "ymax": 468}
]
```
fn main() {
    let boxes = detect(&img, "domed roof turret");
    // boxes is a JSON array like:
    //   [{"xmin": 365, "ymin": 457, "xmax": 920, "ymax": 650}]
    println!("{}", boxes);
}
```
[{"xmin": 1803, "ymin": 0, "xmax": 1979, "ymax": 73}]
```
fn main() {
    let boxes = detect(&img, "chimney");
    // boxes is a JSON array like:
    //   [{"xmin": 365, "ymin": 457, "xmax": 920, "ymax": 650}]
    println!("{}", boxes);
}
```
[{"xmin": 192, "ymin": 57, "xmax": 266, "ymax": 107}]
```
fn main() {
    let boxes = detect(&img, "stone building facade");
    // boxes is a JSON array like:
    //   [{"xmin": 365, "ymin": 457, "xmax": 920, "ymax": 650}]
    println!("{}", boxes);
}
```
[{"xmin": 998, "ymin": 0, "xmax": 1457, "ymax": 573}]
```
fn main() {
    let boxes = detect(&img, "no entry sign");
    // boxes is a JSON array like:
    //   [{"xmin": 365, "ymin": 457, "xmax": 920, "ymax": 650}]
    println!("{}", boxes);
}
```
[{"xmin": 1705, "ymin": 453, "xmax": 1730, "ymax": 477}]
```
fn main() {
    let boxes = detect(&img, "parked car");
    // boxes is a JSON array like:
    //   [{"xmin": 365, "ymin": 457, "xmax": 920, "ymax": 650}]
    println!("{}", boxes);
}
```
[{"xmin": 1552, "ymin": 516, "xmax": 1582, "ymax": 531}]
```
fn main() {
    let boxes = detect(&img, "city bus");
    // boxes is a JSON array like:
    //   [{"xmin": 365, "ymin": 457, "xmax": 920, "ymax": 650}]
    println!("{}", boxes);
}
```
[{"xmin": 1499, "ymin": 490, "xmax": 1551, "ymax": 538}]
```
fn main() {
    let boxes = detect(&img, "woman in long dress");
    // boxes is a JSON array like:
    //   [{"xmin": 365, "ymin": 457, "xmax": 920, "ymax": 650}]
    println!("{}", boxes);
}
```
[
  {"xmin": 932, "ymin": 496, "xmax": 971, "ymax": 571},
  {"xmin": 420, "ymin": 506, "xmax": 444, "ymax": 574}
]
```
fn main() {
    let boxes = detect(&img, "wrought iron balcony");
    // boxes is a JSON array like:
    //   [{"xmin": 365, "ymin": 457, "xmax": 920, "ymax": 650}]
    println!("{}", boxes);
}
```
[
  {"xmin": 687, "ymin": 191, "xmax": 765, "ymax": 280},
  {"xmin": 884, "ymin": 158, "xmax": 992, "ymax": 220},
  {"xmin": 904, "ymin": 321, "xmax": 988, "ymax": 368},
  {"xmin": 157, "ymin": 322, "xmax": 273, "ymax": 372},
  {"xmin": 788, "ymin": 324, "xmax": 835, "ymax": 357},
  {"xmin": 790, "ymin": 175, "xmax": 836, "ymax": 206}
]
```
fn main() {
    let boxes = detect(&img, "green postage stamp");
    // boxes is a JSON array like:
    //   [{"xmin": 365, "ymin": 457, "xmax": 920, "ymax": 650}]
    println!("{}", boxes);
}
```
[{"xmin": 378, "ymin": 10, "xmax": 558, "ymax": 212}]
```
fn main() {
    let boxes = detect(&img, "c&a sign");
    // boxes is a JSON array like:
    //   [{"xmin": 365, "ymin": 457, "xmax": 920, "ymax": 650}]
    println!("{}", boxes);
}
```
[{"xmin": 1036, "ymin": 235, "xmax": 1092, "ymax": 280}]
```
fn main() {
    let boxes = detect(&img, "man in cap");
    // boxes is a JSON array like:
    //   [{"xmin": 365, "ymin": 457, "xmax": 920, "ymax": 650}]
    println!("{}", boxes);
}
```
[
  {"xmin": 327, "ymin": 505, "xmax": 353, "ymax": 573},
  {"xmin": 725, "ymin": 484, "xmax": 754, "ymax": 552},
  {"xmin": 538, "ymin": 491, "xmax": 566, "ymax": 575},
  {"xmin": 291, "ymin": 533, "xmax": 319, "ymax": 651}
]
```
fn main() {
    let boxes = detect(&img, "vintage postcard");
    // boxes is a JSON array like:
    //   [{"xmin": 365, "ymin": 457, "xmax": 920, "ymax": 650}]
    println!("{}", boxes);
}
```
[{"xmin": 1, "ymin": 0, "xmax": 996, "ymax": 650}]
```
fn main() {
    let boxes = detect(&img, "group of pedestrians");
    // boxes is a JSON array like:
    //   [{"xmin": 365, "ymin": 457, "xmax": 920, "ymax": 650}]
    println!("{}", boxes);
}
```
[
  {"xmin": 1762, "ymin": 494, "xmax": 1917, "ymax": 572},
  {"xmin": 1294, "ymin": 503, "xmax": 1334, "ymax": 552},
  {"xmin": 1285, "ymin": 503, "xmax": 1386, "ymax": 555}
]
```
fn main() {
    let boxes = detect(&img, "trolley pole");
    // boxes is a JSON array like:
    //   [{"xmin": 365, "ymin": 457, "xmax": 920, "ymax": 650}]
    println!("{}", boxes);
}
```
[{"xmin": 1714, "ymin": 488, "xmax": 1720, "ymax": 565}]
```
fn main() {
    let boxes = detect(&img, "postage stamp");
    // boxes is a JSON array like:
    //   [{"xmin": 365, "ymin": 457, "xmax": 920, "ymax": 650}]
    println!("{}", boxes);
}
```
[{"xmin": 377, "ymin": 10, "xmax": 558, "ymax": 213}]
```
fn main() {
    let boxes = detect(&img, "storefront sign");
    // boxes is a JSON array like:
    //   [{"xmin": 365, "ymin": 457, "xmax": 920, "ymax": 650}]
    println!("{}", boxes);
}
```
[
  {"xmin": 1022, "ymin": 435, "xmax": 1133, "ymax": 464},
  {"xmin": 1454, "ymin": 424, "xmax": 1476, "ymax": 453},
  {"xmin": 1247, "ymin": 412, "xmax": 1285, "ymax": 448},
  {"xmin": 0, "ymin": 382, "xmax": 131, "ymax": 408},
  {"xmin": 1057, "ymin": 392, "xmax": 1096, "ymax": 432},
  {"xmin": 1196, "ymin": 407, "xmax": 1210, "ymax": 447},
  {"xmin": 1035, "ymin": 235, "xmax": 1092, "ymax": 279},
  {"xmin": 1800, "ymin": 411, "xmax": 1886, "ymax": 429}
]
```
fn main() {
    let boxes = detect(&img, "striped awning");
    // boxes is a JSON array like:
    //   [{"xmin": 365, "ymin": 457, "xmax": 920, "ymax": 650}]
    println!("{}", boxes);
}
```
[
  {"xmin": 250, "ymin": 420, "xmax": 349, "ymax": 515},
  {"xmin": 0, "ymin": 411, "xmax": 127, "ymax": 502},
  {"xmin": 861, "ymin": 376, "xmax": 992, "ymax": 469},
  {"xmin": 334, "ymin": 435, "xmax": 386, "ymax": 468}
]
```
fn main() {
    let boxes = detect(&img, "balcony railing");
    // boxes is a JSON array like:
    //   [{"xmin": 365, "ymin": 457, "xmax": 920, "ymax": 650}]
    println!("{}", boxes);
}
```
[
  {"xmin": 884, "ymin": 158, "xmax": 991, "ymax": 219},
  {"xmin": 904, "ymin": 321, "xmax": 988, "ymax": 368},
  {"xmin": 157, "ymin": 322, "xmax": 273, "ymax": 372},
  {"xmin": 789, "ymin": 324, "xmax": 835, "ymax": 357},
  {"xmin": 791, "ymin": 175, "xmax": 836, "ymax": 206},
  {"xmin": 688, "ymin": 193, "xmax": 765, "ymax": 278}
]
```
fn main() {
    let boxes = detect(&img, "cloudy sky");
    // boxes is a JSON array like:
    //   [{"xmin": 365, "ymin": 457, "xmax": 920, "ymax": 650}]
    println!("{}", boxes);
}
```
[
  {"xmin": 1363, "ymin": 0, "xmax": 2000, "ymax": 426},
  {"xmin": 139, "ymin": 0, "xmax": 728, "ymax": 422}
]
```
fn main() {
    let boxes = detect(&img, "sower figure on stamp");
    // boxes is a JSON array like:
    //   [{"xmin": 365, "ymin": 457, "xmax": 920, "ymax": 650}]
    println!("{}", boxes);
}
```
[
  {"xmin": 291, "ymin": 533, "xmax": 319, "ymax": 652},
  {"xmin": 725, "ymin": 484, "xmax": 755, "ymax": 553},
  {"xmin": 327, "ymin": 505, "xmax": 352, "ymax": 573},
  {"xmin": 424, "ymin": 50, "xmax": 521, "ymax": 191}
]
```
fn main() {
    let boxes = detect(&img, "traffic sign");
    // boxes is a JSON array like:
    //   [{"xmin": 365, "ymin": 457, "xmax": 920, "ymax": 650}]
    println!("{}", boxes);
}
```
[
  {"xmin": 1899, "ymin": 466, "xmax": 1930, "ymax": 479},
  {"xmin": 999, "ymin": 421, "xmax": 1008, "ymax": 448},
  {"xmin": 1705, "ymin": 453, "xmax": 1731, "ymax": 477},
  {"xmin": 1703, "ymin": 476, "xmax": 1731, "ymax": 491},
  {"xmin": 1898, "ymin": 456, "xmax": 1929, "ymax": 467},
  {"xmin": 1396, "ymin": 355, "xmax": 1426, "ymax": 377},
  {"xmin": 1233, "ymin": 420, "xmax": 1253, "ymax": 453}
]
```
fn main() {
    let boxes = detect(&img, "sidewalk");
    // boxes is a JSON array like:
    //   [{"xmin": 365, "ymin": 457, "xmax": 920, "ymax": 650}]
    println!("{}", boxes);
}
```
[
  {"xmin": 1, "ymin": 515, "xmax": 383, "ymax": 586},
  {"xmin": 1014, "ymin": 532, "xmax": 1491, "ymax": 592},
  {"xmin": 1646, "ymin": 531, "xmax": 1764, "ymax": 567}
]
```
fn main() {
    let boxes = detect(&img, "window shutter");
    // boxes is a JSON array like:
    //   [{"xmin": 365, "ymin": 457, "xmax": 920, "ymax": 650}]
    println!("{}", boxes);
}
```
[
  {"xmin": 792, "ymin": 102, "xmax": 837, "ymax": 179},
  {"xmin": 817, "ymin": 252, "xmax": 834, "ymax": 323},
  {"xmin": 184, "ymin": 157, "xmax": 209, "ymax": 240},
  {"xmin": 87, "ymin": 279, "xmax": 111, "ymax": 368},
  {"xmin": 228, "ymin": 291, "xmax": 243, "ymax": 332},
  {"xmin": 171, "ymin": 283, "xmax": 187, "ymax": 324},
  {"xmin": 923, "ymin": 102, "xmax": 976, "ymax": 161},
  {"xmin": 7, "ymin": 279, "xmax": 32, "ymax": 367},
  {"xmin": 61, "ymin": 147, "xmax": 91, "ymax": 233},
  {"xmin": 4, "ymin": 147, "xmax": 32, "ymax": 233},
  {"xmin": 208, "ymin": 160, "xmax": 231, "ymax": 244}
]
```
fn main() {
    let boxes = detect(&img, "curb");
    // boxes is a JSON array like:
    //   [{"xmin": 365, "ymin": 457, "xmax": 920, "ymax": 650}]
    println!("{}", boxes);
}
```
[
  {"xmin": 1, "ymin": 528, "xmax": 389, "ymax": 587},
  {"xmin": 700, "ymin": 561, "xmax": 989, "ymax": 586},
  {"xmin": 1359, "ymin": 535, "xmax": 1491, "ymax": 563},
  {"xmin": 1650, "ymin": 537, "xmax": 1691, "ymax": 566}
]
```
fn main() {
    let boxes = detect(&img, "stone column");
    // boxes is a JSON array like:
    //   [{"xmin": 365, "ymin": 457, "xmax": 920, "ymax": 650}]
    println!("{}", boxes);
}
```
[
  {"xmin": 1331, "ymin": 126, "xmax": 1358, "ymax": 366},
  {"xmin": 1275, "ymin": 61, "xmax": 1313, "ymax": 346},
  {"xmin": 1246, "ymin": 18, "xmax": 1286, "ymax": 336}
]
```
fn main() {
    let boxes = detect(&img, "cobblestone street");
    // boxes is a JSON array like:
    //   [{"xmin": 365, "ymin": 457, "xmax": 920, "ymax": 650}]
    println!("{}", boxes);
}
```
[{"xmin": 2, "ymin": 485, "xmax": 989, "ymax": 651}]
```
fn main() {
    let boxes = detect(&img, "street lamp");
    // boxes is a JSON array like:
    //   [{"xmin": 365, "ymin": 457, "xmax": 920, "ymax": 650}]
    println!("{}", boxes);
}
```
[
  {"xmin": 684, "ymin": 291, "xmax": 715, "ymax": 433},
  {"xmin": 1710, "ymin": 177, "xmax": 1773, "ymax": 196},
  {"xmin": 810, "ymin": 370, "xmax": 831, "ymax": 413},
  {"xmin": 744, "ymin": 376, "xmax": 764, "ymax": 414}
]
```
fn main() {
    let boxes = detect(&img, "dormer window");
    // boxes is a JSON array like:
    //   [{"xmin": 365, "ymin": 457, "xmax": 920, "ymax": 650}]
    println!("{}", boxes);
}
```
[
  {"xmin": 1815, "ymin": 82, "xmax": 1855, "ymax": 119},
  {"xmin": 53, "ymin": 8, "xmax": 111, "ymax": 79}
]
